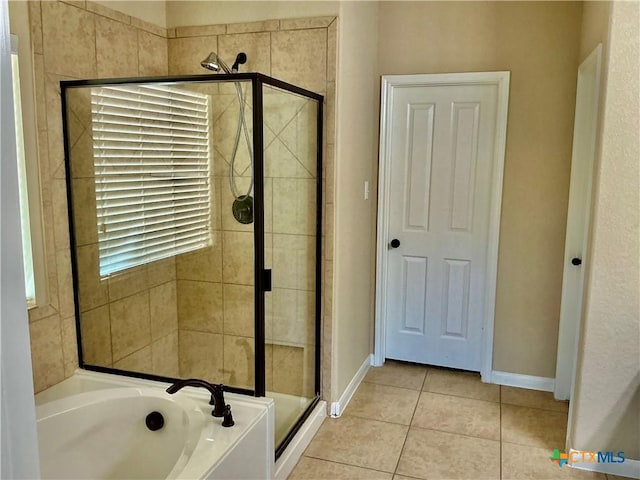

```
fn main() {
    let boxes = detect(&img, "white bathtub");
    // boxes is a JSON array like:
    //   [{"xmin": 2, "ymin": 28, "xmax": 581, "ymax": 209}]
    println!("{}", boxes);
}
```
[{"xmin": 35, "ymin": 372, "xmax": 274, "ymax": 479}]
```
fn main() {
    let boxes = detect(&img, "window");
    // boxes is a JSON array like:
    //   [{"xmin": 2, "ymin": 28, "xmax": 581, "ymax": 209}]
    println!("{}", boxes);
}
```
[
  {"xmin": 90, "ymin": 84, "xmax": 212, "ymax": 277},
  {"xmin": 11, "ymin": 35, "xmax": 36, "ymax": 305}
]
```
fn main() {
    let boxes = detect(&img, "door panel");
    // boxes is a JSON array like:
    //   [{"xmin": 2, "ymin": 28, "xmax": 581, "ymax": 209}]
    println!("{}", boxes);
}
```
[
  {"xmin": 385, "ymin": 82, "xmax": 499, "ymax": 371},
  {"xmin": 401, "ymin": 256, "xmax": 428, "ymax": 334}
]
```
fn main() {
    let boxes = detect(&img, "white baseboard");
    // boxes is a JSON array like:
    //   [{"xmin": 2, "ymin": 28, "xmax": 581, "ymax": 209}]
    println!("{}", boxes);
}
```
[
  {"xmin": 273, "ymin": 401, "xmax": 327, "ymax": 480},
  {"xmin": 568, "ymin": 450, "xmax": 640, "ymax": 479},
  {"xmin": 491, "ymin": 370, "xmax": 555, "ymax": 392},
  {"xmin": 330, "ymin": 354, "xmax": 372, "ymax": 417}
]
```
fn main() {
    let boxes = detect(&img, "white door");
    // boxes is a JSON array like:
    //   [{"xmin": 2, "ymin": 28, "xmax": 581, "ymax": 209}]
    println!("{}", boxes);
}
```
[
  {"xmin": 555, "ymin": 45, "xmax": 602, "ymax": 400},
  {"xmin": 376, "ymin": 73, "xmax": 509, "ymax": 373}
]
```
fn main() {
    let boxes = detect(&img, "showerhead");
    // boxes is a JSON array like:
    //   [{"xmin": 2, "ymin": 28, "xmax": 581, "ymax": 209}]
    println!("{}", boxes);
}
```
[
  {"xmin": 200, "ymin": 52, "xmax": 248, "ymax": 73},
  {"xmin": 200, "ymin": 52, "xmax": 231, "ymax": 73}
]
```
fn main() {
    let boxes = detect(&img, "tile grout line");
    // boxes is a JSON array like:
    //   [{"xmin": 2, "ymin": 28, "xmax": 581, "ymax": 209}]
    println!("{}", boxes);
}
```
[
  {"xmin": 391, "ymin": 369, "xmax": 429, "ymax": 476},
  {"xmin": 301, "ymin": 454, "xmax": 397, "ymax": 476},
  {"xmin": 420, "ymin": 388, "xmax": 501, "ymax": 405}
]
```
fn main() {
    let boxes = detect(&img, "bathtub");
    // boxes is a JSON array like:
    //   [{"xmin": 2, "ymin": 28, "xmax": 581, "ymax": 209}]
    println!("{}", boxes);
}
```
[{"xmin": 35, "ymin": 371, "xmax": 274, "ymax": 479}]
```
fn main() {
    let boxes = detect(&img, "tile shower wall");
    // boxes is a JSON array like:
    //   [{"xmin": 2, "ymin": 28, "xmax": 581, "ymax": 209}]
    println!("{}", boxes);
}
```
[
  {"xmin": 168, "ymin": 17, "xmax": 337, "ymax": 396},
  {"xmin": 26, "ymin": 0, "xmax": 171, "ymax": 392},
  {"xmin": 26, "ymin": 1, "xmax": 337, "ymax": 398}
]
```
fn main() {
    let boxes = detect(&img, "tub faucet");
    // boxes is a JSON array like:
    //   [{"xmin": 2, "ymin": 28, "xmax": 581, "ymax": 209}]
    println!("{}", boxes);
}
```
[{"xmin": 166, "ymin": 379, "xmax": 226, "ymax": 417}]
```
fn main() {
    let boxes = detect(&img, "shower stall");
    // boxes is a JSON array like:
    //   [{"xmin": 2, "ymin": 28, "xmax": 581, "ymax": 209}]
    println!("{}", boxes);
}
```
[{"xmin": 61, "ymin": 71, "xmax": 322, "ymax": 456}]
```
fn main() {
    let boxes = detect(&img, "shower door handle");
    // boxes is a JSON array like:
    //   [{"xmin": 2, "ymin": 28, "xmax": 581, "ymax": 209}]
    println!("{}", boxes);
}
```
[{"xmin": 263, "ymin": 269, "xmax": 272, "ymax": 292}]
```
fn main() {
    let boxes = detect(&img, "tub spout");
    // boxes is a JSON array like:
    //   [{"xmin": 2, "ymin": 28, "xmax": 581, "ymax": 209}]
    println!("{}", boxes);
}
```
[{"xmin": 166, "ymin": 379, "xmax": 226, "ymax": 417}]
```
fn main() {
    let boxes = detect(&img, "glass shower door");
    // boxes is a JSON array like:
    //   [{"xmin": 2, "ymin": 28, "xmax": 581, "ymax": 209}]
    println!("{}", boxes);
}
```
[{"xmin": 261, "ymin": 83, "xmax": 321, "ymax": 450}]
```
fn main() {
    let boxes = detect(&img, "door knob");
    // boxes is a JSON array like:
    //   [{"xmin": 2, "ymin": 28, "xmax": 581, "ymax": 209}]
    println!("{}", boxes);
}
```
[
  {"xmin": 390, "ymin": 239, "xmax": 401, "ymax": 249},
  {"xmin": 571, "ymin": 257, "xmax": 582, "ymax": 266}
]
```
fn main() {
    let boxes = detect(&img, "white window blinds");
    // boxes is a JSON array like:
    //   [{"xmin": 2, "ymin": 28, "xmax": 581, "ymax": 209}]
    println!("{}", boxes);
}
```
[{"xmin": 91, "ymin": 84, "xmax": 211, "ymax": 277}]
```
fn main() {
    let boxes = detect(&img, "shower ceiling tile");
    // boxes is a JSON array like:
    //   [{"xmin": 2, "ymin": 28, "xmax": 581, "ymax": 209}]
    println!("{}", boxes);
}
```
[
  {"xmin": 177, "ymin": 280, "xmax": 223, "ymax": 334},
  {"xmin": 271, "ymin": 29, "xmax": 327, "ymax": 93},
  {"xmin": 42, "ymin": 1, "xmax": 97, "ymax": 78}
]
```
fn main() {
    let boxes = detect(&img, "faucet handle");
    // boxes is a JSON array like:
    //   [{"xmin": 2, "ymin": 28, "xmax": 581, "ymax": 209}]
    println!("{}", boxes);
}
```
[
  {"xmin": 211, "ymin": 383, "xmax": 226, "ymax": 417},
  {"xmin": 221, "ymin": 405, "xmax": 235, "ymax": 427}
]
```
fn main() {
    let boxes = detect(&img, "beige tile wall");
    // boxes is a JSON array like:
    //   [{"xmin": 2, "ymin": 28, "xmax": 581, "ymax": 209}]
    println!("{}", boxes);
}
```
[
  {"xmin": 26, "ymin": 0, "xmax": 173, "ymax": 393},
  {"xmin": 26, "ymin": 1, "xmax": 336, "ymax": 399}
]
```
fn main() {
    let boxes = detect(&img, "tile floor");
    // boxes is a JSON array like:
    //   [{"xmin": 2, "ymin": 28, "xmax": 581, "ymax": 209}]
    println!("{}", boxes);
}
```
[{"xmin": 289, "ymin": 361, "xmax": 623, "ymax": 480}]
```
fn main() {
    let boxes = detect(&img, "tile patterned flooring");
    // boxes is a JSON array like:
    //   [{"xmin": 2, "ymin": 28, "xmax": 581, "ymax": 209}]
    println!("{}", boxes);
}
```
[{"xmin": 289, "ymin": 361, "xmax": 620, "ymax": 480}]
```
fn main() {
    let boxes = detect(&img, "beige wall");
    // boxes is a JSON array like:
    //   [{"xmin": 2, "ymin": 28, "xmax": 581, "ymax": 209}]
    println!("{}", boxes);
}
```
[
  {"xmin": 332, "ymin": 1, "xmax": 379, "ymax": 399},
  {"xmin": 569, "ymin": 0, "xmax": 640, "ymax": 460},
  {"xmin": 165, "ymin": 1, "xmax": 338, "ymax": 27},
  {"xmin": 378, "ymin": 1, "xmax": 583, "ymax": 378},
  {"xmin": 94, "ymin": 0, "xmax": 167, "ymax": 28}
]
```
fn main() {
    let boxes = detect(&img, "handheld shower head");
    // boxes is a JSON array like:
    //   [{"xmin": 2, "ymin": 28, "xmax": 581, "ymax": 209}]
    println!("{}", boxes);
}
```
[
  {"xmin": 231, "ymin": 52, "xmax": 247, "ymax": 72},
  {"xmin": 200, "ymin": 52, "xmax": 248, "ymax": 73}
]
